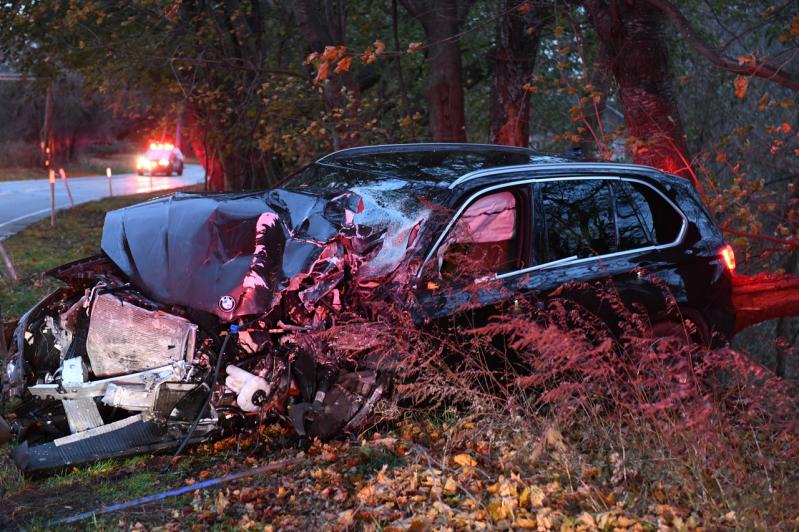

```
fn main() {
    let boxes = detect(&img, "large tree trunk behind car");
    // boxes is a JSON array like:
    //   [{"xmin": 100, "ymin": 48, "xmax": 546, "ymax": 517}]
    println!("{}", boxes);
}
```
[
  {"xmin": 489, "ymin": 0, "xmax": 545, "ymax": 147},
  {"xmin": 401, "ymin": 0, "xmax": 470, "ymax": 142},
  {"xmin": 587, "ymin": 0, "xmax": 690, "ymax": 177}
]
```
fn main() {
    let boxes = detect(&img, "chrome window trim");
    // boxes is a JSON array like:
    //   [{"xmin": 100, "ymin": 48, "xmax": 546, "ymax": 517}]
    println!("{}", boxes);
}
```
[
  {"xmin": 447, "ymin": 162, "xmax": 660, "ymax": 190},
  {"xmin": 417, "ymin": 175, "xmax": 688, "ymax": 281}
]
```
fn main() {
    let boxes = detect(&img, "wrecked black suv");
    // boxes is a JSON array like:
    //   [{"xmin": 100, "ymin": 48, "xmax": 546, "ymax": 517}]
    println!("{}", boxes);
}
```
[{"xmin": 1, "ymin": 143, "xmax": 735, "ymax": 471}]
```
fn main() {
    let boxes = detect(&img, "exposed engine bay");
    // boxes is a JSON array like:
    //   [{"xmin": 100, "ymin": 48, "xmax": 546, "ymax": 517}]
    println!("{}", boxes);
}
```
[
  {"xmin": 3, "ymin": 269, "xmax": 389, "ymax": 472},
  {"xmin": 1, "ymin": 185, "xmax": 429, "ymax": 472}
]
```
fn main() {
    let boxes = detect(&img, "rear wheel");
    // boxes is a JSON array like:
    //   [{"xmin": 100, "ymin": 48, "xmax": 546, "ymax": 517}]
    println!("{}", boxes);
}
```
[
  {"xmin": 177, "ymin": 163, "xmax": 184, "ymax": 176},
  {"xmin": 648, "ymin": 315, "xmax": 710, "ymax": 390},
  {"xmin": 650, "ymin": 314, "xmax": 709, "ymax": 347}
]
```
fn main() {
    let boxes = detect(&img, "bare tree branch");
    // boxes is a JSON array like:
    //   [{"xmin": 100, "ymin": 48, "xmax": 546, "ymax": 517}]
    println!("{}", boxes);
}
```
[{"xmin": 646, "ymin": 0, "xmax": 799, "ymax": 91}]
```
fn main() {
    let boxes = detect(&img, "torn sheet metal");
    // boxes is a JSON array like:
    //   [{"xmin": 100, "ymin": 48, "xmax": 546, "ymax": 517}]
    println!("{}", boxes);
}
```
[{"xmin": 101, "ymin": 182, "xmax": 436, "ymax": 322}]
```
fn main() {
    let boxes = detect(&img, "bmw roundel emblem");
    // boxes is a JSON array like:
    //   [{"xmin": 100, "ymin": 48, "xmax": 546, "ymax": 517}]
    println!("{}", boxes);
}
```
[{"xmin": 218, "ymin": 295, "xmax": 237, "ymax": 312}]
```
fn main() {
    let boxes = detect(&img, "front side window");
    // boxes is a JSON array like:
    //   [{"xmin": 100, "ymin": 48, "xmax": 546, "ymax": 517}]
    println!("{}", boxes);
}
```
[
  {"xmin": 438, "ymin": 190, "xmax": 521, "ymax": 279},
  {"xmin": 540, "ymin": 180, "xmax": 615, "ymax": 261}
]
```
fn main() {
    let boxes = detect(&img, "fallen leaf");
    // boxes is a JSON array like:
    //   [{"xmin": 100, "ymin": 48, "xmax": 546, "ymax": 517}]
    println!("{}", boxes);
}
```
[{"xmin": 453, "ymin": 453, "xmax": 477, "ymax": 467}]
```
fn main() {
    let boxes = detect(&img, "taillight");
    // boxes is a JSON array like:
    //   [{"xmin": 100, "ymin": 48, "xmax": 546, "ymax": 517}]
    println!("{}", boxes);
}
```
[{"xmin": 720, "ymin": 244, "xmax": 736, "ymax": 272}]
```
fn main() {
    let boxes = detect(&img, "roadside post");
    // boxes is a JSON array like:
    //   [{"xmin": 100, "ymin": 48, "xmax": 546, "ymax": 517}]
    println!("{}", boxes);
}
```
[
  {"xmin": 0, "ymin": 304, "xmax": 7, "ymax": 359},
  {"xmin": 106, "ymin": 167, "xmax": 113, "ymax": 197},
  {"xmin": 59, "ymin": 168, "xmax": 75, "ymax": 207},
  {"xmin": 0, "ymin": 240, "xmax": 18, "ymax": 282},
  {"xmin": 49, "ymin": 169, "xmax": 56, "ymax": 226}
]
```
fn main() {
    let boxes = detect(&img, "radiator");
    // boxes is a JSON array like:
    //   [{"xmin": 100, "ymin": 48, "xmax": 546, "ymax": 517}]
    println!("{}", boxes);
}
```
[{"xmin": 86, "ymin": 293, "xmax": 197, "ymax": 377}]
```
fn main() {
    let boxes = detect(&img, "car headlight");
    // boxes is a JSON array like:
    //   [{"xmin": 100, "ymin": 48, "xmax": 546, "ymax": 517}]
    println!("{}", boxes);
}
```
[
  {"xmin": 159, "ymin": 158, "xmax": 169, "ymax": 166},
  {"xmin": 136, "ymin": 156, "xmax": 147, "ymax": 169}
]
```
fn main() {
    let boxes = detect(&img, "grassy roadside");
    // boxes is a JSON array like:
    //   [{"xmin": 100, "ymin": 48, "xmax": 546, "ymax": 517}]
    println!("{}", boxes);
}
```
[
  {"xmin": 0, "ymin": 153, "xmax": 138, "ymax": 182},
  {"xmin": 0, "ymin": 187, "xmax": 199, "ymax": 319}
]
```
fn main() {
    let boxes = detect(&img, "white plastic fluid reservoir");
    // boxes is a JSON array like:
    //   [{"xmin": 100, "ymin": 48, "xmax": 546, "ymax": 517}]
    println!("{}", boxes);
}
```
[{"xmin": 224, "ymin": 365, "xmax": 271, "ymax": 412}]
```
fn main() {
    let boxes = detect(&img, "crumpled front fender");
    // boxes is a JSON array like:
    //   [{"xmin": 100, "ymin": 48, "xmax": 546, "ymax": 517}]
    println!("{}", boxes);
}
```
[{"xmin": 1, "ymin": 287, "xmax": 70, "ymax": 400}]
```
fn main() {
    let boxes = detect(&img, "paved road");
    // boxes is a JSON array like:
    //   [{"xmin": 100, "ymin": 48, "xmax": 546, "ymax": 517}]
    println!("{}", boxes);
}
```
[{"xmin": 0, "ymin": 164, "xmax": 205, "ymax": 240}]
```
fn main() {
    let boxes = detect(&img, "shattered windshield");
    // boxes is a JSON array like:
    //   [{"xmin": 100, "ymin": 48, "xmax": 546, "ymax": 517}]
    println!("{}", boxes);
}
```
[
  {"xmin": 284, "ymin": 147, "xmax": 545, "ymax": 189},
  {"xmin": 282, "ymin": 163, "xmax": 386, "ymax": 190}
]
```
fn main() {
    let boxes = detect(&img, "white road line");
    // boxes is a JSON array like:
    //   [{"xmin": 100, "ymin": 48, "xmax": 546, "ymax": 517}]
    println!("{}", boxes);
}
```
[{"xmin": 0, "ymin": 206, "xmax": 69, "ymax": 229}]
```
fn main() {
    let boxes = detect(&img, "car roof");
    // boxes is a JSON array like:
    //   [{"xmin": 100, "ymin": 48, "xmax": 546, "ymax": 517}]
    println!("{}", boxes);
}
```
[
  {"xmin": 317, "ymin": 143, "xmax": 567, "ymax": 185},
  {"xmin": 316, "ymin": 143, "xmax": 665, "ymax": 190}
]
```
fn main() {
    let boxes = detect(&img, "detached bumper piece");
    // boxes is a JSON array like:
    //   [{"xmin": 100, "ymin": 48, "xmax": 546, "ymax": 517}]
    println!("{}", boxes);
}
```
[{"xmin": 14, "ymin": 414, "xmax": 214, "ymax": 472}]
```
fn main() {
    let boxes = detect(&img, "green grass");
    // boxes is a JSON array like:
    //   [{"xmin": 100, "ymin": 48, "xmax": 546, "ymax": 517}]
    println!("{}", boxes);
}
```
[
  {"xmin": 0, "ymin": 153, "xmax": 138, "ymax": 182},
  {"xmin": 0, "ymin": 443, "xmax": 28, "ymax": 496},
  {"xmin": 0, "ymin": 186, "xmax": 201, "ymax": 319}
]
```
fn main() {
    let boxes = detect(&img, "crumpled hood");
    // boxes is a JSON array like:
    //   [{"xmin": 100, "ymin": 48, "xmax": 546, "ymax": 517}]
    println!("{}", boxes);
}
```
[{"xmin": 101, "ymin": 185, "xmax": 430, "ymax": 321}]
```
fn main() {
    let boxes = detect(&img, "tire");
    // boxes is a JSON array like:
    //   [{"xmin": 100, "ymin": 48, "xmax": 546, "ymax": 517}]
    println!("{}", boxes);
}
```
[
  {"xmin": 650, "ymin": 315, "xmax": 709, "ymax": 347},
  {"xmin": 647, "ymin": 316, "xmax": 711, "ymax": 395},
  {"xmin": 137, "ymin": 170, "xmax": 144, "ymax": 176},
  {"xmin": 177, "ymin": 164, "xmax": 183, "ymax": 176}
]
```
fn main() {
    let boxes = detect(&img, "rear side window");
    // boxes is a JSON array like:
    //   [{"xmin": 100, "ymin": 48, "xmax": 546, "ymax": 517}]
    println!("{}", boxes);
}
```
[
  {"xmin": 540, "ymin": 180, "xmax": 615, "ymax": 260},
  {"xmin": 622, "ymin": 181, "xmax": 683, "ymax": 244},
  {"xmin": 613, "ymin": 182, "xmax": 654, "ymax": 250}
]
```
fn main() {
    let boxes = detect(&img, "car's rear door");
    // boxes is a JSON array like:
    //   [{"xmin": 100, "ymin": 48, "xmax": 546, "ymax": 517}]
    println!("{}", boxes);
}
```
[{"xmin": 513, "ymin": 175, "xmax": 687, "ymax": 335}]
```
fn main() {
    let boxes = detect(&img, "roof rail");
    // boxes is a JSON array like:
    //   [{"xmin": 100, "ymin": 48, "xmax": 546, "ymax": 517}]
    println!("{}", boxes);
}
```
[
  {"xmin": 316, "ymin": 142, "xmax": 538, "ymax": 163},
  {"xmin": 447, "ymin": 162, "xmax": 660, "ymax": 189}
]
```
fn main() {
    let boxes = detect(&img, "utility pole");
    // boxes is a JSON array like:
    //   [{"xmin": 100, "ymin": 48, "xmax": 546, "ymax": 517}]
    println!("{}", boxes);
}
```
[{"xmin": 41, "ymin": 80, "xmax": 54, "ymax": 170}]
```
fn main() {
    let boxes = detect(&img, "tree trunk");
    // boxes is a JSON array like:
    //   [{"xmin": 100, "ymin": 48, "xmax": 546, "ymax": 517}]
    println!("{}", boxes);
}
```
[
  {"xmin": 401, "ymin": 0, "xmax": 470, "ymax": 142},
  {"xmin": 586, "ymin": 0, "xmax": 690, "ymax": 177},
  {"xmin": 187, "ymin": 111, "xmax": 224, "ymax": 192},
  {"xmin": 489, "ymin": 0, "xmax": 545, "ymax": 147}
]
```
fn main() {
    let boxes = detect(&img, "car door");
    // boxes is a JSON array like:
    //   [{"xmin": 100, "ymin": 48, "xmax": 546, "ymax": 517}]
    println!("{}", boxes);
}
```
[
  {"xmin": 415, "ymin": 182, "xmax": 534, "ymax": 328},
  {"xmin": 515, "ymin": 176, "xmax": 687, "ymax": 335}
]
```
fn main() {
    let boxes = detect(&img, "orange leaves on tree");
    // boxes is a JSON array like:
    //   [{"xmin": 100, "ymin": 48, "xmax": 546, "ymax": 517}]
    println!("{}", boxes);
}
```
[
  {"xmin": 737, "ymin": 54, "xmax": 757, "ymax": 68},
  {"xmin": 307, "ymin": 45, "xmax": 349, "ymax": 82},
  {"xmin": 334, "ymin": 55, "xmax": 353, "ymax": 74},
  {"xmin": 734, "ymin": 76, "xmax": 749, "ymax": 99},
  {"xmin": 361, "ymin": 39, "xmax": 385, "ymax": 65},
  {"xmin": 320, "ymin": 45, "xmax": 346, "ymax": 63},
  {"xmin": 311, "ymin": 40, "xmax": 389, "ymax": 82}
]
